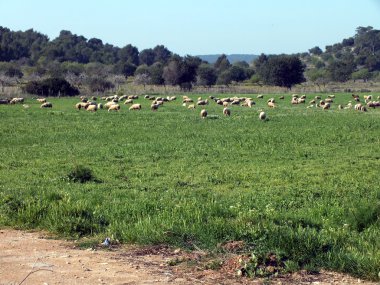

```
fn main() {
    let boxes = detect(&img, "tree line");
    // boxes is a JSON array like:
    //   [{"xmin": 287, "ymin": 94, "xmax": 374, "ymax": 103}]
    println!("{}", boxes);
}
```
[{"xmin": 0, "ymin": 26, "xmax": 379, "ymax": 96}]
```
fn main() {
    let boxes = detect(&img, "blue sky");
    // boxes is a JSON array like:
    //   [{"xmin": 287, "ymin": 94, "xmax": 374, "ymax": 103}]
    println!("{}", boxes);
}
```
[{"xmin": 0, "ymin": 0, "xmax": 379, "ymax": 55}]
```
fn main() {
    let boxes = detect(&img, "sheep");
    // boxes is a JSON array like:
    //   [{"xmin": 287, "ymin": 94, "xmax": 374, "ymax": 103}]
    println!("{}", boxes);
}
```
[
  {"xmin": 108, "ymin": 104, "xmax": 120, "ymax": 112},
  {"xmin": 129, "ymin": 103, "xmax": 141, "ymax": 110},
  {"xmin": 216, "ymin": 100, "xmax": 223, "ymax": 105},
  {"xmin": 86, "ymin": 104, "xmax": 98, "ymax": 112},
  {"xmin": 322, "ymin": 103, "xmax": 330, "ymax": 110},
  {"xmin": 124, "ymin": 99, "xmax": 134, "ymax": 104},
  {"xmin": 297, "ymin": 98, "xmax": 305, "ymax": 104},
  {"xmin": 223, "ymin": 107, "xmax": 231, "ymax": 116},
  {"xmin": 36, "ymin": 98, "xmax": 46, "ymax": 103},
  {"xmin": 91, "ymin": 96, "xmax": 97, "ymax": 101},
  {"xmin": 144, "ymin": 95, "xmax": 150, "ymax": 99},
  {"xmin": 105, "ymin": 101, "xmax": 116, "ymax": 109},
  {"xmin": 259, "ymin": 111, "xmax": 266, "ymax": 121},
  {"xmin": 151, "ymin": 103, "xmax": 160, "ymax": 111},
  {"xmin": 315, "ymin": 95, "xmax": 321, "ymax": 100},
  {"xmin": 354, "ymin": 103, "xmax": 362, "ymax": 111},
  {"xmin": 328, "ymin": 94, "xmax": 335, "ymax": 98},
  {"xmin": 183, "ymin": 98, "xmax": 193, "ymax": 103},
  {"xmin": 257, "ymin": 94, "xmax": 264, "ymax": 99},
  {"xmin": 291, "ymin": 97, "xmax": 298, "ymax": 104},
  {"xmin": 279, "ymin": 95, "xmax": 285, "ymax": 100},
  {"xmin": 338, "ymin": 104, "xmax": 344, "ymax": 110},
  {"xmin": 364, "ymin": 95, "xmax": 372, "ymax": 101},
  {"xmin": 309, "ymin": 99, "xmax": 316, "ymax": 105},
  {"xmin": 200, "ymin": 109, "xmax": 207, "ymax": 118},
  {"xmin": 188, "ymin": 104, "xmax": 195, "ymax": 109},
  {"xmin": 75, "ymin": 103, "xmax": 82, "ymax": 110},
  {"xmin": 300, "ymin": 95, "xmax": 306, "ymax": 99},
  {"xmin": 267, "ymin": 101, "xmax": 276, "ymax": 108},
  {"xmin": 352, "ymin": 94, "xmax": 360, "ymax": 102},
  {"xmin": 223, "ymin": 101, "xmax": 229, "ymax": 107},
  {"xmin": 247, "ymin": 100, "xmax": 255, "ymax": 108},
  {"xmin": 267, "ymin": 98, "xmax": 275, "ymax": 103},
  {"xmin": 10, "ymin": 98, "xmax": 24, "ymax": 104},
  {"xmin": 23, "ymin": 104, "xmax": 30, "ymax": 109},
  {"xmin": 197, "ymin": 99, "xmax": 209, "ymax": 105},
  {"xmin": 80, "ymin": 97, "xmax": 88, "ymax": 103},
  {"xmin": 40, "ymin": 102, "xmax": 52, "ymax": 108},
  {"xmin": 325, "ymin": 98, "xmax": 334, "ymax": 103},
  {"xmin": 97, "ymin": 103, "xmax": 103, "ymax": 109},
  {"xmin": 0, "ymin": 99, "xmax": 9, "ymax": 104}
]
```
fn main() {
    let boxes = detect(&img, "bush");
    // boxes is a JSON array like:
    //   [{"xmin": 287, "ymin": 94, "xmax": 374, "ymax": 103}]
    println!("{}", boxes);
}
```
[
  {"xmin": 66, "ymin": 165, "xmax": 95, "ymax": 183},
  {"xmin": 23, "ymin": 77, "xmax": 79, "ymax": 96}
]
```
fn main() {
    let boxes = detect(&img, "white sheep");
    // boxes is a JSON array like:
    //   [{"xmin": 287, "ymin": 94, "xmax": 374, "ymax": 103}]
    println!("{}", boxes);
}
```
[
  {"xmin": 200, "ymin": 109, "xmax": 207, "ymax": 118},
  {"xmin": 129, "ymin": 103, "xmax": 141, "ymax": 110},
  {"xmin": 223, "ymin": 107, "xmax": 231, "ymax": 116},
  {"xmin": 259, "ymin": 111, "xmax": 266, "ymax": 120},
  {"xmin": 40, "ymin": 102, "xmax": 52, "ymax": 108},
  {"xmin": 86, "ymin": 104, "xmax": 98, "ymax": 112},
  {"xmin": 108, "ymin": 104, "xmax": 120, "ymax": 112}
]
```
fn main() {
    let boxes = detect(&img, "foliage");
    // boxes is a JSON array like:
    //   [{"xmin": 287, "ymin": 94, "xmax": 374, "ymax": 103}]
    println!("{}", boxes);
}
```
[
  {"xmin": 255, "ymin": 55, "xmax": 305, "ymax": 88},
  {"xmin": 66, "ymin": 165, "xmax": 95, "ymax": 183},
  {"xmin": 85, "ymin": 76, "xmax": 114, "ymax": 92},
  {"xmin": 196, "ymin": 63, "xmax": 217, "ymax": 86},
  {"xmin": 23, "ymin": 77, "xmax": 80, "ymax": 96}
]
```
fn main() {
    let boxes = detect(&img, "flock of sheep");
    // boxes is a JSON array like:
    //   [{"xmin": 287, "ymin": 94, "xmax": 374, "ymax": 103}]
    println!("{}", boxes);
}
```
[{"xmin": 1, "ymin": 92, "xmax": 379, "ymax": 121}]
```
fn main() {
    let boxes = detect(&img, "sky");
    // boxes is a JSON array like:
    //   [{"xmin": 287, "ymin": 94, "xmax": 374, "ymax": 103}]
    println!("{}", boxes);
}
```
[{"xmin": 0, "ymin": 0, "xmax": 379, "ymax": 56}]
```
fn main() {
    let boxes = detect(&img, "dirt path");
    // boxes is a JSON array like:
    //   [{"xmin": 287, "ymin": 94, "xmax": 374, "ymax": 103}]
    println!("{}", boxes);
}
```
[{"xmin": 0, "ymin": 229, "xmax": 378, "ymax": 285}]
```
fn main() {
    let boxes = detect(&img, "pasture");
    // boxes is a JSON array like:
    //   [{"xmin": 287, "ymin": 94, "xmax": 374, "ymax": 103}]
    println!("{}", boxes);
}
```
[{"xmin": 0, "ymin": 93, "xmax": 379, "ymax": 280}]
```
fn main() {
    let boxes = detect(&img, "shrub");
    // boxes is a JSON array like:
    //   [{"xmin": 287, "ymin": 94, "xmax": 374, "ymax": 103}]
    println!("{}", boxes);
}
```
[
  {"xmin": 23, "ymin": 77, "xmax": 79, "ymax": 96},
  {"xmin": 66, "ymin": 165, "xmax": 95, "ymax": 183}
]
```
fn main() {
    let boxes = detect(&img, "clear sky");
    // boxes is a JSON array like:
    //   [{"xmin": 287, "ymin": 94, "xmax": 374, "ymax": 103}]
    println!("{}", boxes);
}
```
[{"xmin": 0, "ymin": 0, "xmax": 379, "ymax": 55}]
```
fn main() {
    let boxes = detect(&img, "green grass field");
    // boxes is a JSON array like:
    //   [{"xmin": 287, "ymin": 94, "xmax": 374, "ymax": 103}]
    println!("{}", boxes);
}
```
[{"xmin": 0, "ymin": 93, "xmax": 379, "ymax": 280}]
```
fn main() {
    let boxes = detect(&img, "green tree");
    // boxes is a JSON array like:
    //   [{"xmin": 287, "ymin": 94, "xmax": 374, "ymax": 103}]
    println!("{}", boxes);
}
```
[
  {"xmin": 214, "ymin": 54, "xmax": 231, "ymax": 74},
  {"xmin": 196, "ymin": 63, "xmax": 217, "ymax": 86},
  {"xmin": 309, "ymin": 46, "xmax": 323, "ymax": 55},
  {"xmin": 351, "ymin": 68, "xmax": 372, "ymax": 82},
  {"xmin": 257, "ymin": 55, "xmax": 305, "ymax": 89},
  {"xmin": 327, "ymin": 60, "xmax": 355, "ymax": 82},
  {"xmin": 139, "ymin": 49, "xmax": 155, "ymax": 66}
]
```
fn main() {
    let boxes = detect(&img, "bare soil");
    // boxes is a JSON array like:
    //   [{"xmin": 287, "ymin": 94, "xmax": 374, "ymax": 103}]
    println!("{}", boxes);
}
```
[{"xmin": 0, "ymin": 229, "xmax": 378, "ymax": 285}]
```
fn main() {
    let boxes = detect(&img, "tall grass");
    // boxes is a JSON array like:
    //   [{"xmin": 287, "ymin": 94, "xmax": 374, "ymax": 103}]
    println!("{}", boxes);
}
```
[{"xmin": 0, "ymin": 93, "xmax": 379, "ymax": 280}]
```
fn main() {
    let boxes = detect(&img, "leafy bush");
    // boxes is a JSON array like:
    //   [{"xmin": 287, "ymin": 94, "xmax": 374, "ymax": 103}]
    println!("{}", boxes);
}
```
[
  {"xmin": 23, "ymin": 77, "xmax": 79, "ymax": 96},
  {"xmin": 66, "ymin": 165, "xmax": 95, "ymax": 183}
]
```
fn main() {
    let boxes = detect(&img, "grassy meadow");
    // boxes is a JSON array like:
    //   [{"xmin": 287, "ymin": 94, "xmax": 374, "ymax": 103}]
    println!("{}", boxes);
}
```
[{"xmin": 0, "ymin": 93, "xmax": 379, "ymax": 280}]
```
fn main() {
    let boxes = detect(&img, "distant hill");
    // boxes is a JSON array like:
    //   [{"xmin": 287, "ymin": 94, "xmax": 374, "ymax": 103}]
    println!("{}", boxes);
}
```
[{"xmin": 197, "ymin": 54, "xmax": 258, "ymax": 64}]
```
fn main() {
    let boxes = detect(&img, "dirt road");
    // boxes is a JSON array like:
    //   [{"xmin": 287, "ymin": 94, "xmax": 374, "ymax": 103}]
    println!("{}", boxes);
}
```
[{"xmin": 0, "ymin": 229, "xmax": 377, "ymax": 285}]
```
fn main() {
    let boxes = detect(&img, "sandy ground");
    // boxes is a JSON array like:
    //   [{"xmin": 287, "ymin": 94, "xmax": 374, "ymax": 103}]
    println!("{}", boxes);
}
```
[{"xmin": 0, "ymin": 229, "xmax": 378, "ymax": 285}]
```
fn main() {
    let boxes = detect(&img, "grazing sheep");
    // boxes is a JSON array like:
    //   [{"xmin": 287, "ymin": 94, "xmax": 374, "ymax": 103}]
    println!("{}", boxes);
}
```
[
  {"xmin": 315, "ymin": 96, "xmax": 321, "ymax": 100},
  {"xmin": 325, "ymin": 98, "xmax": 334, "ymax": 103},
  {"xmin": 223, "ymin": 101, "xmax": 229, "ymax": 107},
  {"xmin": 75, "ymin": 103, "xmax": 82, "ymax": 110},
  {"xmin": 129, "ymin": 103, "xmax": 142, "ymax": 110},
  {"xmin": 257, "ymin": 94, "xmax": 264, "ymax": 99},
  {"xmin": 352, "ymin": 94, "xmax": 360, "ymax": 102},
  {"xmin": 40, "ymin": 102, "xmax": 52, "ymax": 108},
  {"xmin": 259, "ymin": 111, "xmax": 266, "ymax": 121},
  {"xmin": 297, "ymin": 98, "xmax": 305, "ymax": 104},
  {"xmin": 151, "ymin": 103, "xmax": 160, "ymax": 111},
  {"xmin": 0, "ymin": 99, "xmax": 9, "ymax": 104},
  {"xmin": 338, "ymin": 104, "xmax": 343, "ymax": 110},
  {"xmin": 10, "ymin": 97, "xmax": 24, "ymax": 104},
  {"xmin": 267, "ymin": 98, "xmax": 275, "ymax": 103},
  {"xmin": 108, "ymin": 104, "xmax": 120, "ymax": 112},
  {"xmin": 267, "ymin": 101, "xmax": 276, "ymax": 108},
  {"xmin": 36, "ymin": 98, "xmax": 46, "ymax": 103},
  {"xmin": 200, "ymin": 109, "xmax": 207, "ymax": 118},
  {"xmin": 97, "ymin": 103, "xmax": 103, "ymax": 109},
  {"xmin": 23, "ymin": 104, "xmax": 30, "ymax": 109},
  {"xmin": 197, "ymin": 99, "xmax": 208, "ymax": 105},
  {"xmin": 144, "ymin": 95, "xmax": 150, "ymax": 99},
  {"xmin": 279, "ymin": 95, "xmax": 285, "ymax": 100},
  {"xmin": 328, "ymin": 94, "xmax": 335, "ymax": 98},
  {"xmin": 124, "ymin": 99, "xmax": 133, "ymax": 104},
  {"xmin": 322, "ymin": 103, "xmax": 330, "ymax": 110},
  {"xmin": 81, "ymin": 97, "xmax": 88, "ymax": 103},
  {"xmin": 91, "ymin": 96, "xmax": 97, "ymax": 101},
  {"xmin": 183, "ymin": 98, "xmax": 193, "ymax": 103},
  {"xmin": 223, "ymin": 107, "xmax": 231, "ymax": 116},
  {"xmin": 216, "ymin": 100, "xmax": 223, "ymax": 105},
  {"xmin": 247, "ymin": 100, "xmax": 255, "ymax": 108},
  {"xmin": 309, "ymin": 99, "xmax": 316, "ymax": 104},
  {"xmin": 105, "ymin": 101, "xmax": 116, "ymax": 109},
  {"xmin": 300, "ymin": 95, "xmax": 306, "ymax": 99},
  {"xmin": 86, "ymin": 104, "xmax": 98, "ymax": 112},
  {"xmin": 188, "ymin": 104, "xmax": 195, "ymax": 109},
  {"xmin": 364, "ymin": 95, "xmax": 372, "ymax": 101}
]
